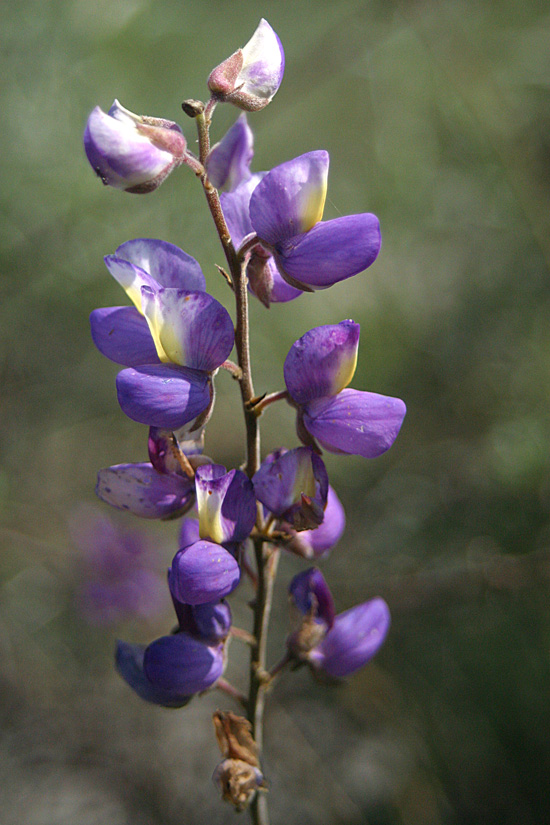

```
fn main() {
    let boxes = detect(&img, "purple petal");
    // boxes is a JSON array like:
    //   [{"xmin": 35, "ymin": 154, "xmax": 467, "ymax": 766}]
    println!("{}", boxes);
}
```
[
  {"xmin": 115, "ymin": 238, "xmax": 206, "ymax": 292},
  {"xmin": 289, "ymin": 567, "xmax": 335, "ymax": 627},
  {"xmin": 140, "ymin": 287, "xmax": 234, "ymax": 371},
  {"xmin": 116, "ymin": 364, "xmax": 211, "ymax": 429},
  {"xmin": 144, "ymin": 633, "xmax": 224, "ymax": 694},
  {"xmin": 90, "ymin": 306, "xmax": 160, "ymax": 367},
  {"xmin": 195, "ymin": 465, "xmax": 257, "ymax": 543},
  {"xmin": 303, "ymin": 389, "xmax": 406, "ymax": 458},
  {"xmin": 220, "ymin": 174, "xmax": 264, "ymax": 248},
  {"xmin": 206, "ymin": 114, "xmax": 254, "ymax": 191},
  {"xmin": 313, "ymin": 599, "xmax": 391, "ymax": 677},
  {"xmin": 168, "ymin": 540, "xmax": 240, "ymax": 605},
  {"xmin": 252, "ymin": 447, "xmax": 328, "ymax": 530},
  {"xmin": 96, "ymin": 463, "xmax": 195, "ymax": 518},
  {"xmin": 179, "ymin": 517, "xmax": 201, "ymax": 548},
  {"xmin": 284, "ymin": 321, "xmax": 360, "ymax": 404},
  {"xmin": 276, "ymin": 214, "xmax": 381, "ymax": 289},
  {"xmin": 286, "ymin": 485, "xmax": 345, "ymax": 558},
  {"xmin": 249, "ymin": 151, "xmax": 329, "ymax": 244},
  {"xmin": 192, "ymin": 601, "xmax": 232, "ymax": 642},
  {"xmin": 115, "ymin": 640, "xmax": 192, "ymax": 707}
]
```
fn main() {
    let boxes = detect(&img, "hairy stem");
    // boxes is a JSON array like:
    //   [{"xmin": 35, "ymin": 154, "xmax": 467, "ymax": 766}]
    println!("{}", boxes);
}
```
[{"xmin": 195, "ymin": 110, "xmax": 275, "ymax": 825}]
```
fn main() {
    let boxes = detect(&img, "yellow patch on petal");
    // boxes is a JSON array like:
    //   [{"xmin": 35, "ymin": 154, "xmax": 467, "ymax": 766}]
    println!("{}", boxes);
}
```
[
  {"xmin": 298, "ymin": 175, "xmax": 327, "ymax": 233},
  {"xmin": 330, "ymin": 349, "xmax": 358, "ymax": 396},
  {"xmin": 198, "ymin": 489, "xmax": 225, "ymax": 544},
  {"xmin": 291, "ymin": 459, "xmax": 317, "ymax": 502}
]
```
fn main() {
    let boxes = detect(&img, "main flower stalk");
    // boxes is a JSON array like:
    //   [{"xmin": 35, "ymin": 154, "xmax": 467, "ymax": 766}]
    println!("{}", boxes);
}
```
[{"xmin": 194, "ymin": 107, "xmax": 272, "ymax": 825}]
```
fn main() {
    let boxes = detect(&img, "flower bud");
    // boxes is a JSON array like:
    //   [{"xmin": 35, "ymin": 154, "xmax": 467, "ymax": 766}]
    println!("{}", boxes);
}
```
[
  {"xmin": 207, "ymin": 19, "xmax": 284, "ymax": 111},
  {"xmin": 84, "ymin": 100, "xmax": 187, "ymax": 193},
  {"xmin": 205, "ymin": 114, "xmax": 254, "ymax": 191}
]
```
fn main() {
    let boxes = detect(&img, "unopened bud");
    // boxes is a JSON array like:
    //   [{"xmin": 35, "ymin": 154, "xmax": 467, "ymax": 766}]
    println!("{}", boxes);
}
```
[
  {"xmin": 84, "ymin": 100, "xmax": 187, "ymax": 194},
  {"xmin": 207, "ymin": 19, "xmax": 284, "ymax": 112}
]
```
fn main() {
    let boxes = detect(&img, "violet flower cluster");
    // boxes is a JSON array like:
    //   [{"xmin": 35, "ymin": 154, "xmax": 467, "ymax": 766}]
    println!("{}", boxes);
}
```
[{"xmin": 83, "ymin": 18, "xmax": 406, "ymax": 820}]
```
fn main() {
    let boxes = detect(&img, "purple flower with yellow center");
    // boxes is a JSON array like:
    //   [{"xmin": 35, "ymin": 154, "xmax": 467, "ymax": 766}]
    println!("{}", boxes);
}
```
[
  {"xmin": 167, "ymin": 464, "xmax": 256, "ymax": 605},
  {"xmin": 287, "ymin": 568, "xmax": 391, "ymax": 678},
  {"xmin": 252, "ymin": 447, "xmax": 328, "ymax": 531},
  {"xmin": 247, "ymin": 151, "xmax": 381, "ymax": 291},
  {"xmin": 208, "ymin": 19, "xmax": 284, "ymax": 112},
  {"xmin": 90, "ymin": 238, "xmax": 235, "ymax": 429},
  {"xmin": 84, "ymin": 99, "xmax": 187, "ymax": 193},
  {"xmin": 284, "ymin": 320, "xmax": 406, "ymax": 458}
]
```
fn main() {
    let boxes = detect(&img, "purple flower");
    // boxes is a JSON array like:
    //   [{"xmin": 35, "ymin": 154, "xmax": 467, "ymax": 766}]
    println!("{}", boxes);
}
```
[
  {"xmin": 90, "ymin": 238, "xmax": 234, "ymax": 429},
  {"xmin": 70, "ymin": 506, "xmax": 165, "ymax": 626},
  {"xmin": 248, "ymin": 151, "xmax": 381, "ymax": 290},
  {"xmin": 287, "ymin": 568, "xmax": 390, "ymax": 678},
  {"xmin": 116, "ymin": 634, "xmax": 224, "ymax": 706},
  {"xmin": 221, "ymin": 174, "xmax": 302, "ymax": 306},
  {"xmin": 284, "ymin": 321, "xmax": 406, "ymax": 458},
  {"xmin": 208, "ymin": 19, "xmax": 284, "ymax": 112},
  {"xmin": 252, "ymin": 447, "xmax": 328, "ymax": 531},
  {"xmin": 206, "ymin": 114, "xmax": 254, "ymax": 191},
  {"xmin": 84, "ymin": 100, "xmax": 187, "ymax": 193}
]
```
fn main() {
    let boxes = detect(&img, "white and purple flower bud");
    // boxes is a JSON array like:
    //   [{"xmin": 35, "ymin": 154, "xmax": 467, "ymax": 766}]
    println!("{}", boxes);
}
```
[
  {"xmin": 84, "ymin": 100, "xmax": 187, "ymax": 193},
  {"xmin": 252, "ymin": 447, "xmax": 328, "ymax": 531},
  {"xmin": 206, "ymin": 114, "xmax": 254, "ymax": 191},
  {"xmin": 207, "ymin": 19, "xmax": 284, "ymax": 112},
  {"xmin": 195, "ymin": 465, "xmax": 257, "ymax": 544},
  {"xmin": 168, "ymin": 539, "xmax": 240, "ymax": 605},
  {"xmin": 284, "ymin": 321, "xmax": 360, "ymax": 404}
]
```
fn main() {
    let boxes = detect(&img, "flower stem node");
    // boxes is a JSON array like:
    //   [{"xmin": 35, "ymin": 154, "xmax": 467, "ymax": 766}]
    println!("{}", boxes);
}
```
[{"xmin": 84, "ymin": 100, "xmax": 187, "ymax": 193}]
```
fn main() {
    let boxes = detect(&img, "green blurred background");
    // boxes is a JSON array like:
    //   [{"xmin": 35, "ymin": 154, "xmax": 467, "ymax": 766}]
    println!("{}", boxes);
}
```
[{"xmin": 2, "ymin": 0, "xmax": 550, "ymax": 822}]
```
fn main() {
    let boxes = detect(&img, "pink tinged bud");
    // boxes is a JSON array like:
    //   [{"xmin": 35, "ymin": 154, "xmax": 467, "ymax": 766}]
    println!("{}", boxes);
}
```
[
  {"xmin": 252, "ymin": 447, "xmax": 328, "ymax": 531},
  {"xmin": 208, "ymin": 19, "xmax": 284, "ymax": 112},
  {"xmin": 206, "ymin": 114, "xmax": 254, "ymax": 191},
  {"xmin": 83, "ymin": 100, "xmax": 187, "ymax": 193},
  {"xmin": 302, "ymin": 388, "xmax": 407, "ymax": 459},
  {"xmin": 311, "ymin": 598, "xmax": 391, "ymax": 678},
  {"xmin": 168, "ymin": 540, "xmax": 240, "ymax": 605},
  {"xmin": 195, "ymin": 465, "xmax": 257, "ymax": 544},
  {"xmin": 284, "ymin": 321, "xmax": 360, "ymax": 405}
]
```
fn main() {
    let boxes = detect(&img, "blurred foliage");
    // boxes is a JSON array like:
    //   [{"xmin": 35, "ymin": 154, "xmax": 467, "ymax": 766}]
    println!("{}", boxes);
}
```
[{"xmin": 1, "ymin": 0, "xmax": 550, "ymax": 823}]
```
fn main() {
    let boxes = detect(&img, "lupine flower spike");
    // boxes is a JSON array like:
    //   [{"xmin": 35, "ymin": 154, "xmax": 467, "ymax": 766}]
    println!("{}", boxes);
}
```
[{"xmin": 84, "ymin": 20, "xmax": 407, "ymax": 820}]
